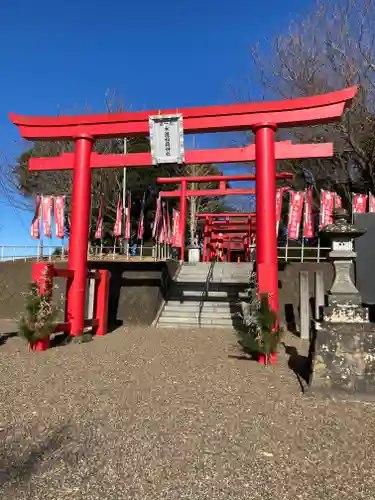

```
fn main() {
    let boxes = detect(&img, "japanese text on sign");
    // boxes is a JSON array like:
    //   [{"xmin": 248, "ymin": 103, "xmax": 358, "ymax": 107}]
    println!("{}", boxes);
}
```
[{"xmin": 149, "ymin": 114, "xmax": 185, "ymax": 165}]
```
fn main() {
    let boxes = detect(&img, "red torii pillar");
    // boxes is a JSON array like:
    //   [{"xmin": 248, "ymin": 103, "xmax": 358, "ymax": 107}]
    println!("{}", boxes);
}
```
[
  {"xmin": 254, "ymin": 124, "xmax": 278, "ymax": 311},
  {"xmin": 10, "ymin": 86, "xmax": 355, "ymax": 333},
  {"xmin": 67, "ymin": 134, "xmax": 94, "ymax": 332}
]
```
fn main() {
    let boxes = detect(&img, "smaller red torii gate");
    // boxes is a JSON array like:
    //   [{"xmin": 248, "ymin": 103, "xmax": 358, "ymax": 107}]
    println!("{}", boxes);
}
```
[
  {"xmin": 205, "ymin": 226, "xmax": 255, "ymax": 262},
  {"xmin": 200, "ymin": 216, "xmax": 256, "ymax": 261},
  {"xmin": 197, "ymin": 213, "xmax": 257, "ymax": 262},
  {"xmin": 158, "ymin": 173, "xmax": 291, "ymax": 261},
  {"xmin": 159, "ymin": 185, "xmax": 256, "ymax": 260}
]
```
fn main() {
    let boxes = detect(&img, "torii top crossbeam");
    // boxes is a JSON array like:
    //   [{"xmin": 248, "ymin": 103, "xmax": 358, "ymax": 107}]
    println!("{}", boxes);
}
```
[{"xmin": 10, "ymin": 87, "xmax": 356, "ymax": 139}]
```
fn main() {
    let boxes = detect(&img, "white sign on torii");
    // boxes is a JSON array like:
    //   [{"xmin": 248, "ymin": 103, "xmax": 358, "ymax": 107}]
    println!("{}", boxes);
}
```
[{"xmin": 149, "ymin": 114, "xmax": 185, "ymax": 165}]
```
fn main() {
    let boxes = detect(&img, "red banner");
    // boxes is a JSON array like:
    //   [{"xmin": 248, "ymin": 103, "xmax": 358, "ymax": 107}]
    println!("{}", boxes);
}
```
[
  {"xmin": 162, "ymin": 203, "xmax": 167, "ymax": 240},
  {"xmin": 125, "ymin": 191, "xmax": 131, "ymax": 240},
  {"xmin": 31, "ymin": 193, "xmax": 41, "ymax": 239},
  {"xmin": 152, "ymin": 197, "xmax": 161, "ymax": 238},
  {"xmin": 303, "ymin": 187, "xmax": 314, "ymax": 238},
  {"xmin": 276, "ymin": 188, "xmax": 284, "ymax": 236},
  {"xmin": 287, "ymin": 191, "xmax": 304, "ymax": 239},
  {"xmin": 319, "ymin": 190, "xmax": 335, "ymax": 229},
  {"xmin": 353, "ymin": 193, "xmax": 368, "ymax": 214},
  {"xmin": 42, "ymin": 196, "xmax": 53, "ymax": 238},
  {"xmin": 95, "ymin": 196, "xmax": 104, "ymax": 239},
  {"xmin": 159, "ymin": 222, "xmax": 165, "ymax": 243},
  {"xmin": 137, "ymin": 193, "xmax": 146, "ymax": 240},
  {"xmin": 53, "ymin": 196, "xmax": 65, "ymax": 238},
  {"xmin": 369, "ymin": 192, "xmax": 375, "ymax": 213},
  {"xmin": 113, "ymin": 198, "xmax": 123, "ymax": 237},
  {"xmin": 166, "ymin": 205, "xmax": 172, "ymax": 244},
  {"xmin": 172, "ymin": 209, "xmax": 182, "ymax": 247},
  {"xmin": 159, "ymin": 204, "xmax": 167, "ymax": 243},
  {"xmin": 335, "ymin": 194, "xmax": 342, "ymax": 209}
]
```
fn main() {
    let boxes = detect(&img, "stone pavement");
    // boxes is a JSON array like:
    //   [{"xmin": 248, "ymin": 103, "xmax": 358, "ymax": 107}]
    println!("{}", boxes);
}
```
[{"xmin": 0, "ymin": 327, "xmax": 374, "ymax": 499}]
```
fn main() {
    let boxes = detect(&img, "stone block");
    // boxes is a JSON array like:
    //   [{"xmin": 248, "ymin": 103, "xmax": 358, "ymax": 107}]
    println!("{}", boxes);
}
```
[
  {"xmin": 324, "ymin": 304, "xmax": 369, "ymax": 323},
  {"xmin": 310, "ymin": 321, "xmax": 375, "ymax": 397},
  {"xmin": 188, "ymin": 247, "xmax": 201, "ymax": 263}
]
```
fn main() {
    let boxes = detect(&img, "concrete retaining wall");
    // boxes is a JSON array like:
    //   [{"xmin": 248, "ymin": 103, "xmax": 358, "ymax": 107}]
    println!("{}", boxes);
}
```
[
  {"xmin": 0, "ymin": 260, "xmax": 180, "ymax": 329},
  {"xmin": 0, "ymin": 258, "xmax": 340, "ymax": 334}
]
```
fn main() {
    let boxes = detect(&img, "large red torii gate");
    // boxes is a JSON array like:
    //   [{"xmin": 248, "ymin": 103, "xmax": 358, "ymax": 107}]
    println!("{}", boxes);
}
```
[{"xmin": 10, "ymin": 86, "xmax": 356, "ymax": 335}]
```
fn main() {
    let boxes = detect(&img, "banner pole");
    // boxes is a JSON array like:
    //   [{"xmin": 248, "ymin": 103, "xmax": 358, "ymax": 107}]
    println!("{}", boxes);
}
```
[{"xmin": 122, "ymin": 139, "xmax": 127, "ymax": 253}]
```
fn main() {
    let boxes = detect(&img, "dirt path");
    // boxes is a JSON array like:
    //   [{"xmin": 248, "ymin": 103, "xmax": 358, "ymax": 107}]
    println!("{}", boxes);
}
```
[{"xmin": 0, "ymin": 327, "xmax": 374, "ymax": 499}]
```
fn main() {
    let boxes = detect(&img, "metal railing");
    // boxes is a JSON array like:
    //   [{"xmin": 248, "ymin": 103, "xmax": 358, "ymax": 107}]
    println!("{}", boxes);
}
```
[
  {"xmin": 0, "ymin": 243, "xmax": 178, "ymax": 263},
  {"xmin": 0, "ymin": 240, "xmax": 330, "ymax": 264}
]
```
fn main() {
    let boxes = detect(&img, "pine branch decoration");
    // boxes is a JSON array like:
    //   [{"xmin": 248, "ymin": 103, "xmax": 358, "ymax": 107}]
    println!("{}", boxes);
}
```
[
  {"xmin": 18, "ymin": 283, "xmax": 58, "ymax": 344},
  {"xmin": 238, "ymin": 272, "xmax": 283, "ymax": 362}
]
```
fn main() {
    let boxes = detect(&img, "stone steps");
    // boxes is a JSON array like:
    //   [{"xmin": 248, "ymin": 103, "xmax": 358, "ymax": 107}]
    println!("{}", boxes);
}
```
[{"xmin": 156, "ymin": 262, "xmax": 252, "ymax": 329}]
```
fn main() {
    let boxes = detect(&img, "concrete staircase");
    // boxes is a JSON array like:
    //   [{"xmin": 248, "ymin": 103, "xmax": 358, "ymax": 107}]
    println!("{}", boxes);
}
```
[{"xmin": 156, "ymin": 262, "xmax": 253, "ymax": 329}]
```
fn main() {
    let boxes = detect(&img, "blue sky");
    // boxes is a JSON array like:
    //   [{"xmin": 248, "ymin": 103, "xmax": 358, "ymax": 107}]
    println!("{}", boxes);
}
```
[{"xmin": 0, "ymin": 0, "xmax": 315, "ymax": 251}]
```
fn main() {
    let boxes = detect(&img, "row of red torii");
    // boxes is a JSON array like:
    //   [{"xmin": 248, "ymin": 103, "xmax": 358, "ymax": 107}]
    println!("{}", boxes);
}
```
[
  {"xmin": 195, "ymin": 213, "xmax": 256, "ymax": 263},
  {"xmin": 156, "ymin": 171, "xmax": 293, "ymax": 261},
  {"xmin": 10, "ymin": 86, "xmax": 356, "ymax": 337}
]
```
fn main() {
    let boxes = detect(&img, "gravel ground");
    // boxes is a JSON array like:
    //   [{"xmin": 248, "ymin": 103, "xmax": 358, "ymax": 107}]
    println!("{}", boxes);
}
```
[{"xmin": 0, "ymin": 326, "xmax": 375, "ymax": 500}]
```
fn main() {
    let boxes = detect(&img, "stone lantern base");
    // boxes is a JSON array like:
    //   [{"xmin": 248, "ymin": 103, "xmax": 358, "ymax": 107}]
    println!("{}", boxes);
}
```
[
  {"xmin": 309, "ymin": 208, "xmax": 375, "ymax": 399},
  {"xmin": 309, "ymin": 294, "xmax": 375, "ymax": 398}
]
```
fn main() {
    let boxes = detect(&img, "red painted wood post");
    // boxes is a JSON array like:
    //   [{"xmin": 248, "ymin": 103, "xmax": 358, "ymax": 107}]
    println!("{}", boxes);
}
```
[
  {"xmin": 95, "ymin": 270, "xmax": 110, "ymax": 336},
  {"xmin": 204, "ymin": 233, "xmax": 210, "ymax": 262},
  {"xmin": 67, "ymin": 134, "xmax": 94, "ymax": 337},
  {"xmin": 179, "ymin": 180, "xmax": 187, "ymax": 261},
  {"xmin": 254, "ymin": 123, "xmax": 279, "ymax": 315},
  {"xmin": 202, "ymin": 232, "xmax": 206, "ymax": 262}
]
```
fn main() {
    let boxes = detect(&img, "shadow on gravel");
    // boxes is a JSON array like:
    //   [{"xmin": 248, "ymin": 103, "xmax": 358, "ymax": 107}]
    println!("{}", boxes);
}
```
[
  {"xmin": 0, "ymin": 424, "xmax": 77, "ymax": 489},
  {"xmin": 283, "ymin": 343, "xmax": 311, "ymax": 392},
  {"xmin": 0, "ymin": 332, "xmax": 17, "ymax": 347}
]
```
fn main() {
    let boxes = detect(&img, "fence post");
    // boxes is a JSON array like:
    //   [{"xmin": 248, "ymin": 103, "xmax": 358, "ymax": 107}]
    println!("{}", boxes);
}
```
[
  {"xmin": 314, "ymin": 270, "xmax": 325, "ymax": 321},
  {"xmin": 95, "ymin": 269, "xmax": 110, "ymax": 336},
  {"xmin": 299, "ymin": 271, "xmax": 310, "ymax": 340},
  {"xmin": 85, "ymin": 277, "xmax": 95, "ymax": 320}
]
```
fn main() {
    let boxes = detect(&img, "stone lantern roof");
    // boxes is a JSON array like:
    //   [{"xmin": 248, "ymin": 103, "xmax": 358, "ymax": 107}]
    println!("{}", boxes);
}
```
[{"xmin": 321, "ymin": 207, "xmax": 366, "ymax": 240}]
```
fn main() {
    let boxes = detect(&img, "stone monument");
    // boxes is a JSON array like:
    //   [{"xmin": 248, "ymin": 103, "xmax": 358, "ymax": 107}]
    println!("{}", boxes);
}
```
[
  {"xmin": 309, "ymin": 208, "xmax": 375, "ymax": 397},
  {"xmin": 188, "ymin": 235, "xmax": 201, "ymax": 263}
]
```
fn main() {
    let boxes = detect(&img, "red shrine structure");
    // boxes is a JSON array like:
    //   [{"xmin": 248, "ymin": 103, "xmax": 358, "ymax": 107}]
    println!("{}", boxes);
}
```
[
  {"xmin": 10, "ymin": 86, "xmax": 356, "ymax": 335},
  {"xmin": 196, "ymin": 213, "xmax": 257, "ymax": 263},
  {"xmin": 157, "ymin": 172, "xmax": 293, "ymax": 260}
]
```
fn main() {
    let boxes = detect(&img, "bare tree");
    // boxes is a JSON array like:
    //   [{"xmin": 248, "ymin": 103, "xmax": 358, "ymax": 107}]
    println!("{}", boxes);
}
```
[
  {"xmin": 6, "ymin": 92, "xmax": 182, "ymax": 243},
  {"xmin": 247, "ymin": 0, "xmax": 375, "ymax": 204}
]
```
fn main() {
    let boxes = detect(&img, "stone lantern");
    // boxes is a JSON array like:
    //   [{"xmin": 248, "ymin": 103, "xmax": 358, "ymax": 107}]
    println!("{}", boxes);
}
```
[
  {"xmin": 310, "ymin": 208, "xmax": 375, "ymax": 398},
  {"xmin": 322, "ymin": 208, "xmax": 366, "ymax": 316}
]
